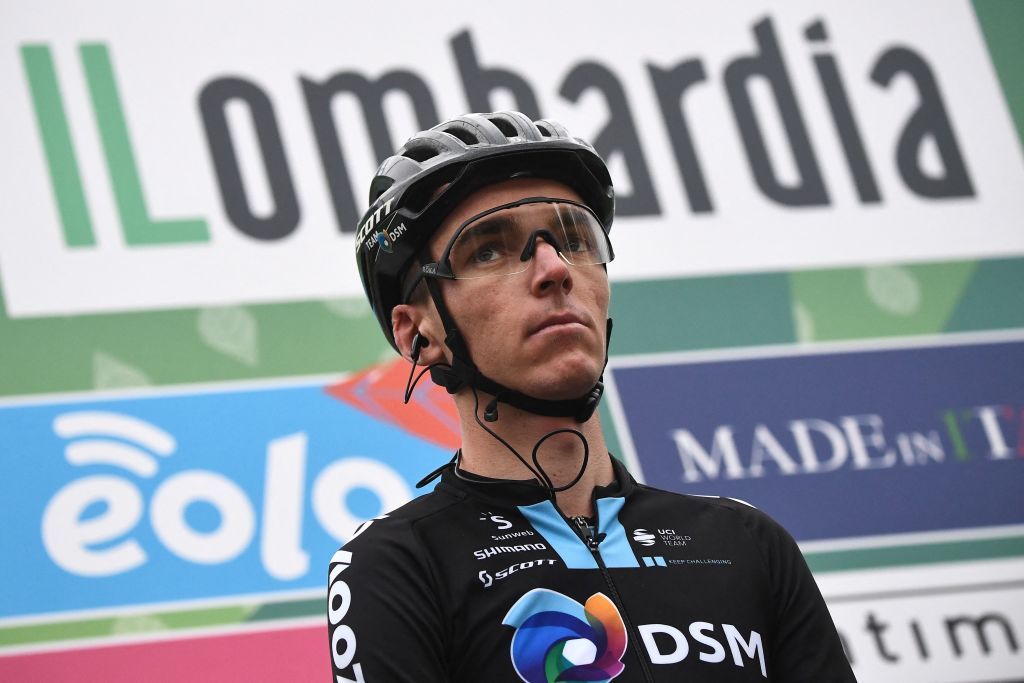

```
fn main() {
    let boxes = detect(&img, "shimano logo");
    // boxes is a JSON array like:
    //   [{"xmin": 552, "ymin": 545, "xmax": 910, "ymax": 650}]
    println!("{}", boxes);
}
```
[
  {"xmin": 632, "ymin": 528, "xmax": 656, "ymax": 546},
  {"xmin": 473, "ymin": 543, "xmax": 547, "ymax": 560}
]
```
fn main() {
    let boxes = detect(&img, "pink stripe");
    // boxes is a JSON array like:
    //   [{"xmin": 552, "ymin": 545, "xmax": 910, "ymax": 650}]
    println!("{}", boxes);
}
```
[{"xmin": 0, "ymin": 625, "xmax": 330, "ymax": 681}]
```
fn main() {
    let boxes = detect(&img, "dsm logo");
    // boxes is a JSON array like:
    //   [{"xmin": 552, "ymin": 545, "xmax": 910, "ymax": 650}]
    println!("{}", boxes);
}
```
[{"xmin": 502, "ymin": 588, "xmax": 626, "ymax": 683}]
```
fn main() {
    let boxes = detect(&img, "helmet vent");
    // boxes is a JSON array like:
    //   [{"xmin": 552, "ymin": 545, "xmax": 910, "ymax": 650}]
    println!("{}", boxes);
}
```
[
  {"xmin": 488, "ymin": 117, "xmax": 519, "ymax": 139},
  {"xmin": 536, "ymin": 122, "xmax": 554, "ymax": 137},
  {"xmin": 402, "ymin": 145, "xmax": 439, "ymax": 163},
  {"xmin": 441, "ymin": 126, "xmax": 480, "ymax": 147}
]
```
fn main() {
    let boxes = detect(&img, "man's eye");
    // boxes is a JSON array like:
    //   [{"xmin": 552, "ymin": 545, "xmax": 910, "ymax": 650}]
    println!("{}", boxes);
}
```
[
  {"xmin": 472, "ymin": 244, "xmax": 504, "ymax": 263},
  {"xmin": 565, "ymin": 232, "xmax": 592, "ymax": 253}
]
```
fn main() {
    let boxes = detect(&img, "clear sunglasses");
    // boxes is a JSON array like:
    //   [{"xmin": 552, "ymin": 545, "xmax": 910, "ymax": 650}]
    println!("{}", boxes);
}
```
[{"xmin": 402, "ymin": 197, "xmax": 614, "ymax": 302}]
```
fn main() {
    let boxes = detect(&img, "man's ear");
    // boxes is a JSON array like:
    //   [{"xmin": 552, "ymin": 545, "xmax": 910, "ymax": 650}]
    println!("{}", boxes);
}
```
[{"xmin": 392, "ymin": 304, "xmax": 445, "ymax": 365}]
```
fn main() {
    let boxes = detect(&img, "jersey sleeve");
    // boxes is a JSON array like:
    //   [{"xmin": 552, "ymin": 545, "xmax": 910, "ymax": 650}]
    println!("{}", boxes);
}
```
[
  {"xmin": 327, "ymin": 516, "xmax": 448, "ymax": 682},
  {"xmin": 733, "ymin": 503, "xmax": 858, "ymax": 682}
]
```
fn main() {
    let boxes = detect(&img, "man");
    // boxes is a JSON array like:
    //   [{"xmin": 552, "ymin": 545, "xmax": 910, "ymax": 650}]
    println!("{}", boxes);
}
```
[{"xmin": 329, "ymin": 111, "xmax": 856, "ymax": 682}]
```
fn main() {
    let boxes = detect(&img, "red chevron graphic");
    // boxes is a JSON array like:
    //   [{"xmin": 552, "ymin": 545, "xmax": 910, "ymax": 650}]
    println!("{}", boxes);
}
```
[{"xmin": 326, "ymin": 359, "xmax": 460, "ymax": 449}]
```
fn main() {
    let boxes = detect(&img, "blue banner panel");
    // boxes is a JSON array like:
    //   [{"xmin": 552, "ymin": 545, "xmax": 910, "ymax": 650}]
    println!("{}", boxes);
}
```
[
  {"xmin": 0, "ymin": 382, "xmax": 448, "ymax": 620},
  {"xmin": 610, "ymin": 338, "xmax": 1024, "ymax": 541}
]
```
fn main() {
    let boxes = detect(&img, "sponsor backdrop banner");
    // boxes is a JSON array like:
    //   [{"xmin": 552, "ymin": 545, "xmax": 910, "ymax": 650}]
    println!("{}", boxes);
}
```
[
  {"xmin": 0, "ymin": 383, "xmax": 446, "ymax": 620},
  {"xmin": 2, "ymin": 0, "xmax": 1023, "ymax": 318},
  {"xmin": 1, "ymin": 1, "xmax": 1022, "ymax": 680},
  {"xmin": 608, "ymin": 336, "xmax": 1024, "ymax": 541}
]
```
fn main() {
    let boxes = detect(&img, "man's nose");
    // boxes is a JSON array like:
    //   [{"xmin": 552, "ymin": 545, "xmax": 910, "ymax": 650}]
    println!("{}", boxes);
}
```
[{"xmin": 529, "ymin": 238, "xmax": 572, "ymax": 295}]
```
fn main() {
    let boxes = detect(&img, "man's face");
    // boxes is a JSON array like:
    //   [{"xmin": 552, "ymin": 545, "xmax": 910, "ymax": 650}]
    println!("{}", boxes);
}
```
[{"xmin": 420, "ymin": 178, "xmax": 611, "ymax": 401}]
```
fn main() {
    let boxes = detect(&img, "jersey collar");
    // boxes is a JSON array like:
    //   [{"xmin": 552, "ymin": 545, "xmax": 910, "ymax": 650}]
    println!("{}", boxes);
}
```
[{"xmin": 436, "ymin": 453, "xmax": 636, "ymax": 507}]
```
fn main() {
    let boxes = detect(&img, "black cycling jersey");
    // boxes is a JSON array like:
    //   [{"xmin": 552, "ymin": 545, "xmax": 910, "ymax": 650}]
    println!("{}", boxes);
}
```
[{"xmin": 327, "ymin": 456, "xmax": 856, "ymax": 682}]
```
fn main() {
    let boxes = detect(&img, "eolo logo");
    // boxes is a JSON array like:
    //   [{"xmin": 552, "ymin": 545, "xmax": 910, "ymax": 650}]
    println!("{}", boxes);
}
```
[
  {"xmin": 41, "ymin": 410, "xmax": 411, "ymax": 581},
  {"xmin": 503, "ymin": 588, "xmax": 627, "ymax": 683}
]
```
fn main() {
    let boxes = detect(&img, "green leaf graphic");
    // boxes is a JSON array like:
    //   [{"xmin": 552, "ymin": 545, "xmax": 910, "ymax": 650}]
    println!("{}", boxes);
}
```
[
  {"xmin": 197, "ymin": 306, "xmax": 259, "ymax": 366},
  {"xmin": 93, "ymin": 351, "xmax": 151, "ymax": 389}
]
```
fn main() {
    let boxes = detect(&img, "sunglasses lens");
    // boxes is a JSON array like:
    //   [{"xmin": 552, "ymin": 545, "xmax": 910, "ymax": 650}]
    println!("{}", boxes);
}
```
[{"xmin": 448, "ymin": 201, "xmax": 611, "ymax": 279}]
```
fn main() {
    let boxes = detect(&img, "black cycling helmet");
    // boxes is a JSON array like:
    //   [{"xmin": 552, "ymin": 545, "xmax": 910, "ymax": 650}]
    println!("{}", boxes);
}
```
[
  {"xmin": 355, "ymin": 111, "xmax": 615, "ymax": 423},
  {"xmin": 356, "ymin": 111, "xmax": 614, "ymax": 351}
]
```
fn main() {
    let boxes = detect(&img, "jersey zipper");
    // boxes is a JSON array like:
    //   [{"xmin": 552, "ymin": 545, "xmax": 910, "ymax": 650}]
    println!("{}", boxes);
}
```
[{"xmin": 568, "ymin": 513, "xmax": 656, "ymax": 683}]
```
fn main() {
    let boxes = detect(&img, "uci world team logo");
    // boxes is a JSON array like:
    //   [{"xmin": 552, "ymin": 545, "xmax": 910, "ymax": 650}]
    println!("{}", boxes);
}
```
[{"xmin": 502, "ymin": 588, "xmax": 626, "ymax": 683}]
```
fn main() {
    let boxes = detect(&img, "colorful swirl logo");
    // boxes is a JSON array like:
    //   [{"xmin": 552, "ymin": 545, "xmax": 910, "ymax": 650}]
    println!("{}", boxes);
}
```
[{"xmin": 502, "ymin": 588, "xmax": 627, "ymax": 683}]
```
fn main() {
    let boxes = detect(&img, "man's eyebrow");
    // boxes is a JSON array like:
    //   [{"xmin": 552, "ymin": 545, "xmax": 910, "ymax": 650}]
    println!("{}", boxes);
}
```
[
  {"xmin": 465, "ymin": 214, "xmax": 516, "ymax": 237},
  {"xmin": 556, "ymin": 204, "xmax": 590, "ymax": 223}
]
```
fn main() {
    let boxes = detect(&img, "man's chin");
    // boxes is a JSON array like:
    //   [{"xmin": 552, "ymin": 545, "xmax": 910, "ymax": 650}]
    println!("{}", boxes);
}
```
[
  {"xmin": 480, "ymin": 348, "xmax": 604, "ymax": 402},
  {"xmin": 515, "ymin": 367, "xmax": 604, "ymax": 402}
]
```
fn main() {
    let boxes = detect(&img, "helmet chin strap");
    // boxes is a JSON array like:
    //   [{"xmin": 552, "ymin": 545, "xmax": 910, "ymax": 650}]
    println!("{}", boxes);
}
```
[{"xmin": 421, "ymin": 271, "xmax": 611, "ymax": 424}]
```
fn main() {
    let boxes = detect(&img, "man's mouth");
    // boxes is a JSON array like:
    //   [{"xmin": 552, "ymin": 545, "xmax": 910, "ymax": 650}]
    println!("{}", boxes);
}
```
[{"xmin": 529, "ymin": 312, "xmax": 588, "ymax": 336}]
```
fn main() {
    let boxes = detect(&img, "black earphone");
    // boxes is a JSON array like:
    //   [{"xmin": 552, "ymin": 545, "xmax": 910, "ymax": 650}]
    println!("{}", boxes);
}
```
[
  {"xmin": 410, "ymin": 332, "xmax": 428, "ymax": 362},
  {"xmin": 403, "ymin": 333, "xmax": 431, "ymax": 405}
]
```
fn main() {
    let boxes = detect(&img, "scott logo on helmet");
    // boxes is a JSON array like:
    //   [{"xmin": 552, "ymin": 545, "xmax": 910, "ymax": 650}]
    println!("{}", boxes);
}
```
[{"xmin": 355, "ymin": 197, "xmax": 395, "ymax": 246}]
